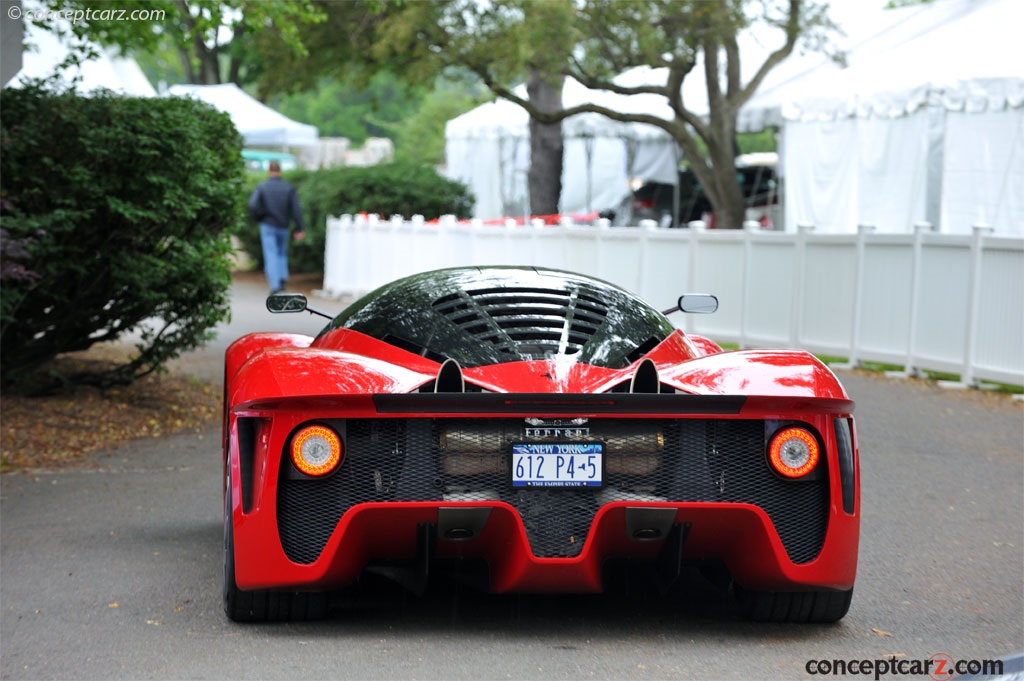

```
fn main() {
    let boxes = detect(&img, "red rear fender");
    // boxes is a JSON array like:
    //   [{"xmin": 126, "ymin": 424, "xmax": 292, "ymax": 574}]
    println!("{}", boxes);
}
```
[
  {"xmin": 686, "ymin": 335, "xmax": 724, "ymax": 356},
  {"xmin": 223, "ymin": 333, "xmax": 313, "ymax": 453},
  {"xmin": 225, "ymin": 333, "xmax": 314, "ymax": 387},
  {"xmin": 662, "ymin": 349, "xmax": 849, "ymax": 399},
  {"xmin": 228, "ymin": 348, "xmax": 437, "ymax": 408}
]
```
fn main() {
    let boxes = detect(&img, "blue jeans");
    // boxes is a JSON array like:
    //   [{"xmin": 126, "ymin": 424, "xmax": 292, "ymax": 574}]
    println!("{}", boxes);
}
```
[{"xmin": 259, "ymin": 223, "xmax": 290, "ymax": 292}]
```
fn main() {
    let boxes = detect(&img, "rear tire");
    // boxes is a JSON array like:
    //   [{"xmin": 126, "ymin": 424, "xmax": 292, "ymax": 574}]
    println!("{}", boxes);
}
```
[
  {"xmin": 735, "ymin": 585, "xmax": 853, "ymax": 623},
  {"xmin": 223, "ymin": 467, "xmax": 329, "ymax": 622}
]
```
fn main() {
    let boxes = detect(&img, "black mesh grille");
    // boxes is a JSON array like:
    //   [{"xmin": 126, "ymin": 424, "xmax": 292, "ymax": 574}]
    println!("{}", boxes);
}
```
[
  {"xmin": 431, "ymin": 288, "xmax": 609, "ymax": 358},
  {"xmin": 277, "ymin": 419, "xmax": 829, "ymax": 565}
]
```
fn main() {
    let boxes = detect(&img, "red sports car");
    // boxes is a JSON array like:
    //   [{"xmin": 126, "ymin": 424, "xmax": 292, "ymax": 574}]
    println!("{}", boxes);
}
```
[{"xmin": 222, "ymin": 266, "xmax": 859, "ymax": 622}]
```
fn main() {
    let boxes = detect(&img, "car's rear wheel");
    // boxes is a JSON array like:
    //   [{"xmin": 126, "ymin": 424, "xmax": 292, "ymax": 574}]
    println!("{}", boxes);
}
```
[
  {"xmin": 223, "ymin": 467, "xmax": 329, "ymax": 622},
  {"xmin": 734, "ymin": 585, "xmax": 853, "ymax": 623}
]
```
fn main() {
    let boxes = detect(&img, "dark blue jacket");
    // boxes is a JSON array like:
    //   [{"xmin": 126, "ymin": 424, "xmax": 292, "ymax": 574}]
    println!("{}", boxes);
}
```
[{"xmin": 249, "ymin": 177, "xmax": 304, "ymax": 231}]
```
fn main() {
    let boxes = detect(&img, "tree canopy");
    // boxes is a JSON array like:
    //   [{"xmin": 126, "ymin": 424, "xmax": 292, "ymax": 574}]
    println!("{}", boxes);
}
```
[
  {"xmin": 31, "ymin": 0, "xmax": 324, "ymax": 86},
  {"xmin": 26, "ymin": 0, "xmax": 840, "ymax": 225},
  {"xmin": 365, "ymin": 0, "xmax": 838, "ymax": 226}
]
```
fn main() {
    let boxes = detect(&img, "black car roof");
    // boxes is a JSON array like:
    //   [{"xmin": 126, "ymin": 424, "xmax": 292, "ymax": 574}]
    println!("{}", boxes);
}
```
[{"xmin": 321, "ymin": 266, "xmax": 675, "ymax": 369}]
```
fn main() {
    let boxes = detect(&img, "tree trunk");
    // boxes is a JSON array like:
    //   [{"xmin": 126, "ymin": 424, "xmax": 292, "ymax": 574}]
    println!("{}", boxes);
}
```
[
  {"xmin": 177, "ymin": 46, "xmax": 195, "ymax": 83},
  {"xmin": 688, "ymin": 106, "xmax": 746, "ymax": 229},
  {"xmin": 196, "ymin": 44, "xmax": 220, "ymax": 84},
  {"xmin": 707, "ymin": 144, "xmax": 746, "ymax": 229},
  {"xmin": 227, "ymin": 25, "xmax": 245, "ymax": 85},
  {"xmin": 526, "ymin": 69, "xmax": 564, "ymax": 217},
  {"xmin": 176, "ymin": 0, "xmax": 220, "ymax": 84},
  {"xmin": 712, "ymin": 178, "xmax": 746, "ymax": 229}
]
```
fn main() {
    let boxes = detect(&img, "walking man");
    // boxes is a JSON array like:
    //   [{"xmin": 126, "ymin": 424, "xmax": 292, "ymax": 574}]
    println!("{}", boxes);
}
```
[{"xmin": 248, "ymin": 160, "xmax": 305, "ymax": 293}]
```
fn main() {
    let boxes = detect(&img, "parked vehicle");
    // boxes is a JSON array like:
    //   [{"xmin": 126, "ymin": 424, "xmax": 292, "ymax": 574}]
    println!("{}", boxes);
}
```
[
  {"xmin": 222, "ymin": 266, "xmax": 859, "ymax": 623},
  {"xmin": 631, "ymin": 153, "xmax": 780, "ymax": 228}
]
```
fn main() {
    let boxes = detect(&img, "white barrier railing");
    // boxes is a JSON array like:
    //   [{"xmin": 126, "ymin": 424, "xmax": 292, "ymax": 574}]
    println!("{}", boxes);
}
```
[{"xmin": 321, "ymin": 214, "xmax": 1024, "ymax": 387}]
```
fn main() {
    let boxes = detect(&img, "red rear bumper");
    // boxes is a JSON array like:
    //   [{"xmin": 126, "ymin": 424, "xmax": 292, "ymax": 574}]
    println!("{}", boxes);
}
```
[{"xmin": 231, "ymin": 496, "xmax": 858, "ymax": 594}]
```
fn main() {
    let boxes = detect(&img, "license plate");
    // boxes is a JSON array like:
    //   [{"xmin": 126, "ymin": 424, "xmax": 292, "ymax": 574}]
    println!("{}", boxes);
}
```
[{"xmin": 511, "ymin": 443, "xmax": 603, "ymax": 488}]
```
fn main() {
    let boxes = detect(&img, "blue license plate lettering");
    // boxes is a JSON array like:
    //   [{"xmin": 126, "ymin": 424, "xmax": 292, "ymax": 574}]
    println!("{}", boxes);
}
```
[{"xmin": 512, "ymin": 443, "xmax": 603, "ymax": 488}]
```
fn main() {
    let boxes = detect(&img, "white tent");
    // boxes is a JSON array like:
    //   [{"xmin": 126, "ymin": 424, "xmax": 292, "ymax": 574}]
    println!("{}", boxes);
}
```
[
  {"xmin": 12, "ymin": 22, "xmax": 156, "ymax": 97},
  {"xmin": 747, "ymin": 0, "xmax": 1024, "ymax": 234},
  {"xmin": 168, "ymin": 83, "xmax": 319, "ymax": 149},
  {"xmin": 447, "ymin": 0, "xmax": 1023, "ymax": 234},
  {"xmin": 445, "ymin": 77, "xmax": 679, "ymax": 220}
]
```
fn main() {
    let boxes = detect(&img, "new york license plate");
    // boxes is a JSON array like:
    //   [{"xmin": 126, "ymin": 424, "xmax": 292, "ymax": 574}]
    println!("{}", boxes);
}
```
[{"xmin": 511, "ymin": 442, "xmax": 604, "ymax": 488}]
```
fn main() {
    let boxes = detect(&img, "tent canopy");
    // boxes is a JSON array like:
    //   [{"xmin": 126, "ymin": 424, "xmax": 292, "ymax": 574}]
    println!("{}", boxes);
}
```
[
  {"xmin": 168, "ymin": 83, "xmax": 319, "ymax": 148},
  {"xmin": 749, "ymin": 0, "xmax": 1024, "ymax": 122},
  {"xmin": 445, "ymin": 76, "xmax": 678, "ymax": 220},
  {"xmin": 755, "ymin": 0, "xmax": 1023, "ymax": 235},
  {"xmin": 12, "ymin": 22, "xmax": 156, "ymax": 97}
]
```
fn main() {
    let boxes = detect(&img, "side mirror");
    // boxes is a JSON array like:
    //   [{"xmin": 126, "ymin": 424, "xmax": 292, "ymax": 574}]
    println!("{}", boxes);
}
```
[
  {"xmin": 678, "ymin": 294, "xmax": 718, "ymax": 314},
  {"xmin": 267, "ymin": 292, "xmax": 308, "ymax": 314},
  {"xmin": 662, "ymin": 294, "xmax": 719, "ymax": 315}
]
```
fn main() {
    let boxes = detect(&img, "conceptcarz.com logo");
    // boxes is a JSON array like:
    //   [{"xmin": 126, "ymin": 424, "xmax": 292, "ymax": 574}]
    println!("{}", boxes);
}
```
[{"xmin": 804, "ymin": 653, "xmax": 1004, "ymax": 680}]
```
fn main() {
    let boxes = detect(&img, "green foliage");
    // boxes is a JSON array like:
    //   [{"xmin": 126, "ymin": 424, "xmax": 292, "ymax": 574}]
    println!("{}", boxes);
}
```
[
  {"xmin": 300, "ymin": 162, "xmax": 474, "ymax": 225},
  {"xmin": 275, "ymin": 71, "xmax": 426, "ymax": 143},
  {"xmin": 0, "ymin": 82, "xmax": 243, "ymax": 390},
  {"xmin": 235, "ymin": 162, "xmax": 473, "ymax": 274},
  {"xmin": 34, "ymin": 0, "xmax": 325, "ymax": 85},
  {"xmin": 682, "ymin": 129, "xmax": 778, "ymax": 163},
  {"xmin": 249, "ymin": 1, "xmax": 384, "ymax": 96},
  {"xmin": 737, "ymin": 130, "xmax": 779, "ymax": 155},
  {"xmin": 388, "ymin": 72, "xmax": 491, "ymax": 165},
  {"xmin": 271, "ymin": 68, "xmax": 487, "ymax": 165}
]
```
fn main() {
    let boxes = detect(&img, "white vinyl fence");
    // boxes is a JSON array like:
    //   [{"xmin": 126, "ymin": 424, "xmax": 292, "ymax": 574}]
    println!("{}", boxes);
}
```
[{"xmin": 321, "ymin": 215, "xmax": 1024, "ymax": 387}]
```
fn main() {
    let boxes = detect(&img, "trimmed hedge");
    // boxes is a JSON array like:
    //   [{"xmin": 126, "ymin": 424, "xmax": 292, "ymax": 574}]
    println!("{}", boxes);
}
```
[
  {"xmin": 236, "ymin": 161, "xmax": 474, "ymax": 275},
  {"xmin": 0, "ymin": 82, "xmax": 243, "ymax": 390}
]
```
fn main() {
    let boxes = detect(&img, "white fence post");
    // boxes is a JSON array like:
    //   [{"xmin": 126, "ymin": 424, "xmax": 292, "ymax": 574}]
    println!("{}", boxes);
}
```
[
  {"xmin": 739, "ymin": 220, "xmax": 761, "ymax": 348},
  {"xmin": 895, "ymin": 222, "xmax": 936, "ymax": 378},
  {"xmin": 687, "ymin": 221, "xmax": 705, "ymax": 336},
  {"xmin": 959, "ymin": 224, "xmax": 995, "ymax": 387},
  {"xmin": 792, "ymin": 223, "xmax": 814, "ymax": 347},
  {"xmin": 321, "ymin": 214, "xmax": 345, "ymax": 297},
  {"xmin": 846, "ymin": 224, "xmax": 876, "ymax": 367}
]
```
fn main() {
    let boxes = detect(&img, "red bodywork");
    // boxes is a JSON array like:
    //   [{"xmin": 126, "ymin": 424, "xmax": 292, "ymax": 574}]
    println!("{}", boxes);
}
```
[{"xmin": 224, "ymin": 324, "xmax": 860, "ymax": 597}]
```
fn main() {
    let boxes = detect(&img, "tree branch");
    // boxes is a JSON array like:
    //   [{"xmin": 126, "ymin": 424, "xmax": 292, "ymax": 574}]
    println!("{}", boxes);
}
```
[
  {"xmin": 724, "ymin": 30, "xmax": 741, "ymax": 100},
  {"xmin": 567, "ymin": 57, "xmax": 666, "ymax": 98},
  {"xmin": 665, "ymin": 60, "xmax": 712, "ymax": 142},
  {"xmin": 702, "ymin": 32, "xmax": 723, "ymax": 116},
  {"xmin": 482, "ymin": 77, "xmax": 683, "ymax": 140},
  {"xmin": 735, "ymin": 0, "xmax": 803, "ymax": 104},
  {"xmin": 563, "ymin": 58, "xmax": 711, "ymax": 140}
]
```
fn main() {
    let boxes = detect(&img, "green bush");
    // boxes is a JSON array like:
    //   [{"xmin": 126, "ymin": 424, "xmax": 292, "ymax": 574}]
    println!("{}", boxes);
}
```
[
  {"xmin": 235, "ymin": 161, "xmax": 473, "ymax": 275},
  {"xmin": 0, "ymin": 82, "xmax": 243, "ymax": 390}
]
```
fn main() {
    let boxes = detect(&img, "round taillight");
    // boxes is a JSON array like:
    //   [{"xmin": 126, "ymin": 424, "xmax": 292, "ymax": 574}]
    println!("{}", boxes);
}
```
[
  {"xmin": 767, "ymin": 427, "xmax": 820, "ymax": 478},
  {"xmin": 290, "ymin": 425, "xmax": 342, "ymax": 477}
]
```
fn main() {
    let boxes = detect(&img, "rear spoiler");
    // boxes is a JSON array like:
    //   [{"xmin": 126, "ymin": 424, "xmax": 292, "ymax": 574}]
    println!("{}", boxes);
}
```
[{"xmin": 373, "ymin": 393, "xmax": 853, "ymax": 416}]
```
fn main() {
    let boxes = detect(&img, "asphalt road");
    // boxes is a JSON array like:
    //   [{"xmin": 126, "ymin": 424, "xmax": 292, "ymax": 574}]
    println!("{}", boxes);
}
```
[{"xmin": 2, "ymin": 274, "xmax": 1022, "ymax": 681}]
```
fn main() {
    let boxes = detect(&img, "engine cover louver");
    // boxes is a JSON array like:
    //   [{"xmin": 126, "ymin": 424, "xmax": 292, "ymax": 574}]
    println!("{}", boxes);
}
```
[{"xmin": 431, "ymin": 287, "xmax": 609, "ymax": 359}]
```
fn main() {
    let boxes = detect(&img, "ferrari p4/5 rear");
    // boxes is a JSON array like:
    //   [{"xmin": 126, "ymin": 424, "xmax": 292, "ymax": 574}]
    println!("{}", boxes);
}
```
[{"xmin": 223, "ymin": 267, "xmax": 859, "ymax": 623}]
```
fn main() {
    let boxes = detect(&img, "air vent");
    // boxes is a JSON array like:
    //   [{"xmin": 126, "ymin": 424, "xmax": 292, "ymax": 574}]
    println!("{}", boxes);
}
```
[{"xmin": 432, "ymin": 287, "xmax": 609, "ymax": 359}]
